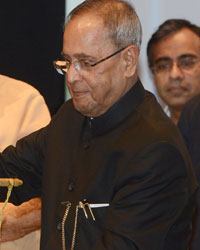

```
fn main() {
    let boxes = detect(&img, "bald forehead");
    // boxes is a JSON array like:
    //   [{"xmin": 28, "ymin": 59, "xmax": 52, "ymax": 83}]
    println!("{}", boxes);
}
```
[
  {"xmin": 66, "ymin": 13, "xmax": 104, "ymax": 35},
  {"xmin": 63, "ymin": 13, "xmax": 114, "ymax": 57}
]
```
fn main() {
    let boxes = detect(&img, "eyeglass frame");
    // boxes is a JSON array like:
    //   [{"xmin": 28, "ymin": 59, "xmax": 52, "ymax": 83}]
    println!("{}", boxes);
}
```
[
  {"xmin": 150, "ymin": 55, "xmax": 200, "ymax": 74},
  {"xmin": 53, "ymin": 46, "xmax": 128, "ymax": 75}
]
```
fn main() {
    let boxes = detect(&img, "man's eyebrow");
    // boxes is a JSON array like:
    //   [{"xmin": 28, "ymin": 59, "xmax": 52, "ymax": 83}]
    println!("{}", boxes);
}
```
[
  {"xmin": 61, "ymin": 52, "xmax": 97, "ymax": 60},
  {"xmin": 178, "ymin": 54, "xmax": 198, "ymax": 59},
  {"xmin": 60, "ymin": 52, "xmax": 70, "ymax": 59},
  {"xmin": 154, "ymin": 57, "xmax": 171, "ymax": 64},
  {"xmin": 154, "ymin": 54, "xmax": 198, "ymax": 64}
]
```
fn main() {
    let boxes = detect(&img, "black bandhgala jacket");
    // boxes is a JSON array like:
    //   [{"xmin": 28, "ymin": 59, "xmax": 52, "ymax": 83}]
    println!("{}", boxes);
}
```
[{"xmin": 0, "ymin": 80, "xmax": 197, "ymax": 250}]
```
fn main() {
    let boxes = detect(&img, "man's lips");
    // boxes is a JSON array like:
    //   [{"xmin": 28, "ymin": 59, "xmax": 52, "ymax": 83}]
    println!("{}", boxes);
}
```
[
  {"xmin": 167, "ymin": 86, "xmax": 189, "ymax": 96},
  {"xmin": 72, "ymin": 90, "xmax": 89, "ymax": 98}
]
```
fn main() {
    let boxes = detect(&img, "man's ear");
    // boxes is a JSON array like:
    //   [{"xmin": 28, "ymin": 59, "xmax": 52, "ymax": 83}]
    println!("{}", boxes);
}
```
[{"xmin": 122, "ymin": 45, "xmax": 139, "ymax": 78}]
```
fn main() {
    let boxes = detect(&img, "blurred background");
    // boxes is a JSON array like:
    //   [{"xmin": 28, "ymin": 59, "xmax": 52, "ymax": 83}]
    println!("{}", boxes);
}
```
[
  {"xmin": 1, "ymin": 0, "xmax": 200, "ymax": 114},
  {"xmin": 0, "ymin": 0, "xmax": 65, "ymax": 115},
  {"xmin": 67, "ymin": 0, "xmax": 200, "ymax": 100}
]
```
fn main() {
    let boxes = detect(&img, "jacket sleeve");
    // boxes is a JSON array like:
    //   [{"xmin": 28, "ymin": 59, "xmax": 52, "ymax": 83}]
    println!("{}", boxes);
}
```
[
  {"xmin": 92, "ymin": 142, "xmax": 195, "ymax": 250},
  {"xmin": 0, "ymin": 126, "xmax": 48, "ymax": 205}
]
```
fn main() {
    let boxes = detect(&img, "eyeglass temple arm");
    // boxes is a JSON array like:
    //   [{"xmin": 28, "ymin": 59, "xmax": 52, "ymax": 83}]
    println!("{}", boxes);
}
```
[{"xmin": 91, "ymin": 47, "xmax": 127, "ymax": 67}]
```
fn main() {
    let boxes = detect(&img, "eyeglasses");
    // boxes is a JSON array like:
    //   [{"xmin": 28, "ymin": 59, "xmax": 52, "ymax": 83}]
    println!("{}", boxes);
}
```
[
  {"xmin": 151, "ymin": 56, "xmax": 200, "ymax": 74},
  {"xmin": 53, "ymin": 46, "xmax": 127, "ymax": 75}
]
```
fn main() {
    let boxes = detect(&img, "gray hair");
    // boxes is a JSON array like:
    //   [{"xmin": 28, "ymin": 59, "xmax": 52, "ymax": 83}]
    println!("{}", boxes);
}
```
[{"xmin": 65, "ymin": 0, "xmax": 142, "ymax": 50}]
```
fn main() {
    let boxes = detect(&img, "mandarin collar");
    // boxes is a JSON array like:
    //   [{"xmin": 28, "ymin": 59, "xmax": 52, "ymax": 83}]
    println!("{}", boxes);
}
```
[{"xmin": 86, "ymin": 79, "xmax": 145, "ymax": 136}]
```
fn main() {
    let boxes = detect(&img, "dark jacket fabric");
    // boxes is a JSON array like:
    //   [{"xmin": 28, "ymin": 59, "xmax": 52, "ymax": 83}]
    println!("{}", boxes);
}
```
[
  {"xmin": 178, "ymin": 94, "xmax": 200, "ymax": 250},
  {"xmin": 178, "ymin": 94, "xmax": 200, "ymax": 183},
  {"xmin": 0, "ymin": 80, "xmax": 197, "ymax": 250}
]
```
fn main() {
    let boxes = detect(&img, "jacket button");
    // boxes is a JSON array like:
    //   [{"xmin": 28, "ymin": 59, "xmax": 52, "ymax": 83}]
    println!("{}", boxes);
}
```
[
  {"xmin": 68, "ymin": 183, "xmax": 75, "ymax": 191},
  {"xmin": 57, "ymin": 222, "xmax": 62, "ymax": 231},
  {"xmin": 83, "ymin": 142, "xmax": 90, "ymax": 149}
]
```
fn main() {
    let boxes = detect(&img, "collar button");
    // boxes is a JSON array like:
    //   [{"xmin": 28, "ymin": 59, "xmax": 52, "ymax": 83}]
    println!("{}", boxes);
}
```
[
  {"xmin": 57, "ymin": 222, "xmax": 62, "ymax": 231},
  {"xmin": 68, "ymin": 183, "xmax": 75, "ymax": 191}
]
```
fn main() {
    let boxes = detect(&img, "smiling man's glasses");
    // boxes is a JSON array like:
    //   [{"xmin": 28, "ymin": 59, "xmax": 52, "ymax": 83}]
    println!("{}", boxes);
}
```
[{"xmin": 53, "ymin": 46, "xmax": 127, "ymax": 75}]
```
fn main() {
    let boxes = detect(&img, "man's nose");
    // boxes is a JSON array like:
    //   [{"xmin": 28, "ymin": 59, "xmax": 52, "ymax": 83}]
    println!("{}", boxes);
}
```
[
  {"xmin": 66, "ymin": 62, "xmax": 82, "ymax": 84},
  {"xmin": 169, "ymin": 62, "xmax": 184, "ymax": 80}
]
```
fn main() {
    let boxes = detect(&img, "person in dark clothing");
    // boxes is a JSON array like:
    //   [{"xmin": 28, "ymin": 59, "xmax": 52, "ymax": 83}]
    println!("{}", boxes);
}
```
[
  {"xmin": 178, "ymin": 94, "xmax": 200, "ymax": 250},
  {"xmin": 0, "ymin": 1, "xmax": 197, "ymax": 249}
]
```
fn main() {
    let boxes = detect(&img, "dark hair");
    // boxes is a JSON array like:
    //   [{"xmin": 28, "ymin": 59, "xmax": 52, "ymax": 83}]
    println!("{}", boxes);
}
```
[
  {"xmin": 147, "ymin": 19, "xmax": 200, "ymax": 67},
  {"xmin": 65, "ymin": 0, "xmax": 142, "ymax": 50}
]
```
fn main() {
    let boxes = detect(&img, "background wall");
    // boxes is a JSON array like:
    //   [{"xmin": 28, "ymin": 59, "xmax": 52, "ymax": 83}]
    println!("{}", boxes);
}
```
[
  {"xmin": 66, "ymin": 0, "xmax": 200, "ymax": 102},
  {"xmin": 1, "ymin": 0, "xmax": 66, "ymax": 115},
  {"xmin": 2, "ymin": 0, "xmax": 199, "ymax": 111}
]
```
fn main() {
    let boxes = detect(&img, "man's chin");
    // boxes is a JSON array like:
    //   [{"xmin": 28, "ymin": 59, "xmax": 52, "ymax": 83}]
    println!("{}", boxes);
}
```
[
  {"xmin": 164, "ymin": 94, "xmax": 191, "ymax": 107},
  {"xmin": 73, "ymin": 101, "xmax": 93, "ymax": 116},
  {"xmin": 168, "ymin": 99, "xmax": 188, "ymax": 110}
]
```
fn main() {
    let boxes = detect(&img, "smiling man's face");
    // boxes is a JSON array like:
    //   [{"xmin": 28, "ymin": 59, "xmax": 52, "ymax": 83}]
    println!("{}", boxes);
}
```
[{"xmin": 151, "ymin": 28, "xmax": 200, "ymax": 112}]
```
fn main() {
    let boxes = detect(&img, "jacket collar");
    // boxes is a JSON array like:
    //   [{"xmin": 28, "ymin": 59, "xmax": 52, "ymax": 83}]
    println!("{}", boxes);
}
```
[{"xmin": 87, "ymin": 79, "xmax": 145, "ymax": 136}]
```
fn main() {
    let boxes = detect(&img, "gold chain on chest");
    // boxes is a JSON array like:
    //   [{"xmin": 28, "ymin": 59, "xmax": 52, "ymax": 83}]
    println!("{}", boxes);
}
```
[{"xmin": 61, "ymin": 201, "xmax": 96, "ymax": 250}]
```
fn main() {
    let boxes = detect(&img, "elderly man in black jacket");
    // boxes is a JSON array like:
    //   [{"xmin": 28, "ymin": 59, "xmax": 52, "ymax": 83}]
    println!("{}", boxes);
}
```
[{"xmin": 0, "ymin": 0, "xmax": 197, "ymax": 249}]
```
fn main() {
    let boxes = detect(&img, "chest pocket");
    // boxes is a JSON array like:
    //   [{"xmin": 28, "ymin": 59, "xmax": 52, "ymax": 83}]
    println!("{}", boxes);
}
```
[{"xmin": 57, "ymin": 201, "xmax": 110, "ymax": 250}]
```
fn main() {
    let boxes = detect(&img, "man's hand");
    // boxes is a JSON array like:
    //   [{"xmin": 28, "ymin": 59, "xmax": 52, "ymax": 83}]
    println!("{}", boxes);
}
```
[{"xmin": 0, "ymin": 198, "xmax": 41, "ymax": 242}]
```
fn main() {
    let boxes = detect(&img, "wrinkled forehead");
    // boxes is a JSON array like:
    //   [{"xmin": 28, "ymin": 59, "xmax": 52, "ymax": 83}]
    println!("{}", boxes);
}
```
[{"xmin": 63, "ymin": 14, "xmax": 114, "ymax": 57}]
